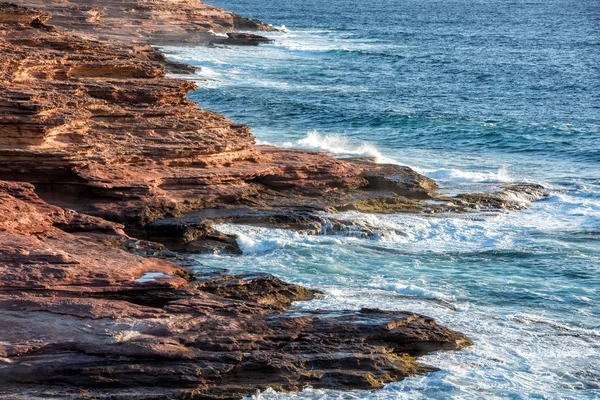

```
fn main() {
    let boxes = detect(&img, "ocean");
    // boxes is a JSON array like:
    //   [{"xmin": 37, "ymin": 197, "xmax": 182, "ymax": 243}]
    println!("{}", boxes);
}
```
[{"xmin": 162, "ymin": 0, "xmax": 600, "ymax": 398}]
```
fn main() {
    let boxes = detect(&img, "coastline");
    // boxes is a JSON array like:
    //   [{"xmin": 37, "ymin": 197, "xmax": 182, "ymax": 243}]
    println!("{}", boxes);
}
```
[{"xmin": 0, "ymin": 1, "xmax": 552, "ymax": 398}]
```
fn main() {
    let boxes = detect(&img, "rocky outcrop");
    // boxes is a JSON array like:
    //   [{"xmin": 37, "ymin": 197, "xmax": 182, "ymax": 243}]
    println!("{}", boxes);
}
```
[
  {"xmin": 0, "ymin": 3, "xmax": 477, "ymax": 398},
  {"xmin": 7, "ymin": 0, "xmax": 276, "ymax": 44},
  {"xmin": 0, "ymin": 1, "xmax": 550, "ymax": 397},
  {"xmin": 0, "ymin": 4, "xmax": 441, "ymax": 244},
  {"xmin": 210, "ymin": 32, "xmax": 274, "ymax": 46},
  {"xmin": 0, "ymin": 180, "xmax": 472, "ymax": 399},
  {"xmin": 454, "ymin": 183, "xmax": 548, "ymax": 211}
]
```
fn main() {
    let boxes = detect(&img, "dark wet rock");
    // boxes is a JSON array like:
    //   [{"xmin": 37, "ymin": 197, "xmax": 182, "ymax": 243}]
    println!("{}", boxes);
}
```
[
  {"xmin": 233, "ymin": 13, "xmax": 277, "ymax": 31},
  {"xmin": 142, "ymin": 219, "xmax": 242, "ymax": 255},
  {"xmin": 211, "ymin": 32, "xmax": 273, "ymax": 46},
  {"xmin": 0, "ymin": 296, "xmax": 472, "ymax": 398},
  {"xmin": 196, "ymin": 273, "xmax": 320, "ymax": 308},
  {"xmin": 455, "ymin": 183, "xmax": 548, "ymax": 210},
  {"xmin": 335, "ymin": 195, "xmax": 423, "ymax": 213}
]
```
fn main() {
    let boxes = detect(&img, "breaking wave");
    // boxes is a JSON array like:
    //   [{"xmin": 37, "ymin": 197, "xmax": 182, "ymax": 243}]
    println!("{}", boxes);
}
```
[
  {"xmin": 282, "ymin": 130, "xmax": 390, "ymax": 161},
  {"xmin": 282, "ymin": 131, "xmax": 518, "ymax": 184},
  {"xmin": 422, "ymin": 166, "xmax": 513, "ymax": 183}
]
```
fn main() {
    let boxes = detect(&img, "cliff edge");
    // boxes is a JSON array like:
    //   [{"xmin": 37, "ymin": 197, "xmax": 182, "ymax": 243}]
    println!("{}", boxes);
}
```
[{"xmin": 0, "ymin": 2, "xmax": 481, "ymax": 398}]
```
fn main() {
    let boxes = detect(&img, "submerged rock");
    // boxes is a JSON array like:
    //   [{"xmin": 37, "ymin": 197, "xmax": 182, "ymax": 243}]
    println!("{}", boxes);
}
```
[
  {"xmin": 455, "ymin": 183, "xmax": 548, "ymax": 210},
  {"xmin": 210, "ymin": 32, "xmax": 273, "ymax": 46}
]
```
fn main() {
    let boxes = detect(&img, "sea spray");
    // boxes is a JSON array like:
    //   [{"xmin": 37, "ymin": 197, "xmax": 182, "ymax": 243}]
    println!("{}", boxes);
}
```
[{"xmin": 283, "ymin": 130, "xmax": 387, "ymax": 160}]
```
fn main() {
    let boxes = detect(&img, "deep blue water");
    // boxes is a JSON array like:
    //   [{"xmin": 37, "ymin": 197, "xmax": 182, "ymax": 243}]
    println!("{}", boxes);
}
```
[{"xmin": 163, "ymin": 0, "xmax": 599, "ymax": 398}]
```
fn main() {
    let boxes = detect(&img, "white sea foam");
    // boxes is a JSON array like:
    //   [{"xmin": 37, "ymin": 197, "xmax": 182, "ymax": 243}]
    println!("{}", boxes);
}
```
[
  {"xmin": 135, "ymin": 272, "xmax": 175, "ymax": 283},
  {"xmin": 422, "ymin": 166, "xmax": 513, "ymax": 183},
  {"xmin": 208, "ymin": 187, "xmax": 599, "ymax": 400},
  {"xmin": 207, "ymin": 29, "xmax": 229, "ymax": 38},
  {"xmin": 195, "ymin": 66, "xmax": 221, "ymax": 80},
  {"xmin": 371, "ymin": 282, "xmax": 452, "ymax": 300},
  {"xmin": 282, "ymin": 130, "xmax": 398, "ymax": 163},
  {"xmin": 214, "ymin": 224, "xmax": 331, "ymax": 254},
  {"xmin": 214, "ymin": 212, "xmax": 507, "ymax": 256},
  {"xmin": 213, "ymin": 190, "xmax": 597, "ymax": 260},
  {"xmin": 282, "ymin": 131, "xmax": 520, "ymax": 185},
  {"xmin": 234, "ymin": 233, "xmax": 287, "ymax": 254},
  {"xmin": 276, "ymin": 24, "xmax": 291, "ymax": 33},
  {"xmin": 222, "ymin": 225, "xmax": 292, "ymax": 254},
  {"xmin": 271, "ymin": 31, "xmax": 411, "ymax": 54},
  {"xmin": 255, "ymin": 138, "xmax": 275, "ymax": 146}
]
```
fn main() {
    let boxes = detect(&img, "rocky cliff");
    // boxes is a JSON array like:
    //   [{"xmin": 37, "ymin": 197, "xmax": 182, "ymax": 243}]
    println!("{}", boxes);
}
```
[
  {"xmin": 0, "ymin": 2, "xmax": 449, "ymax": 248},
  {"xmin": 0, "ymin": 179, "xmax": 472, "ymax": 399},
  {"xmin": 7, "ymin": 0, "xmax": 276, "ymax": 43},
  {"xmin": 0, "ymin": 1, "xmax": 522, "ymax": 398}
]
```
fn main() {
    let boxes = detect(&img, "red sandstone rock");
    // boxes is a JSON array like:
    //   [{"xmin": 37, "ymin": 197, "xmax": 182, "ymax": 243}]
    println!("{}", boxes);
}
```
[
  {"xmin": 0, "ymin": 4, "xmax": 480, "ymax": 398},
  {"xmin": 8, "ymin": 0, "xmax": 276, "ymax": 43},
  {"xmin": 0, "ymin": 180, "xmax": 187, "ymax": 290},
  {"xmin": 0, "ymin": 179, "xmax": 472, "ymax": 399},
  {"xmin": 0, "ymin": 5, "xmax": 439, "ymax": 234}
]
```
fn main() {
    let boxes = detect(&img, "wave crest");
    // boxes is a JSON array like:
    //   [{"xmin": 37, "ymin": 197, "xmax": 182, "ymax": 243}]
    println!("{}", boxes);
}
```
[
  {"xmin": 283, "ymin": 130, "xmax": 395, "ymax": 163},
  {"xmin": 283, "ymin": 131, "xmax": 516, "ymax": 184},
  {"xmin": 423, "ymin": 166, "xmax": 513, "ymax": 183}
]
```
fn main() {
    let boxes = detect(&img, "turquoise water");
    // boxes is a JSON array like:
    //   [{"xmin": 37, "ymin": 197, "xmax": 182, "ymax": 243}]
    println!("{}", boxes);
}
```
[{"xmin": 163, "ymin": 0, "xmax": 599, "ymax": 398}]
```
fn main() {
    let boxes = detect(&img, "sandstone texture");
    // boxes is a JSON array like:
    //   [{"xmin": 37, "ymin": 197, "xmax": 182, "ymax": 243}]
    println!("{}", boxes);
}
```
[
  {"xmin": 7, "ymin": 0, "xmax": 276, "ymax": 44},
  {"xmin": 0, "ymin": 2, "xmax": 451, "ymax": 248},
  {"xmin": 0, "ymin": 1, "xmax": 546, "ymax": 398},
  {"xmin": 0, "ymin": 179, "xmax": 473, "ymax": 399}
]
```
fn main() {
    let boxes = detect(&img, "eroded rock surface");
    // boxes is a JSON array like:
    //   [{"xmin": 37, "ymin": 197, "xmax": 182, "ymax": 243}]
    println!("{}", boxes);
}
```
[
  {"xmin": 0, "ymin": 4, "xmax": 442, "ymax": 243},
  {"xmin": 0, "ymin": 180, "xmax": 472, "ymax": 399},
  {"xmin": 0, "ymin": 3, "xmax": 489, "ymax": 398},
  {"xmin": 8, "ymin": 0, "xmax": 276, "ymax": 44}
]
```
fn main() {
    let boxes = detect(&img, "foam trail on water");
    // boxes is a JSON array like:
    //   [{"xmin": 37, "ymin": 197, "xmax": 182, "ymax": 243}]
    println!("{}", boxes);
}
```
[
  {"xmin": 369, "ymin": 281, "xmax": 453, "ymax": 300},
  {"xmin": 214, "ymin": 187, "xmax": 598, "ymax": 257},
  {"xmin": 215, "ymin": 212, "xmax": 509, "ymax": 255},
  {"xmin": 195, "ymin": 66, "xmax": 221, "ymax": 80}
]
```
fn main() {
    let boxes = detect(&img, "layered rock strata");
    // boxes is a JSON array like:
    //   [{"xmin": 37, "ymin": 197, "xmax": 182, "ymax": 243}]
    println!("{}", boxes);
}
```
[
  {"xmin": 0, "ymin": 3, "xmax": 475, "ymax": 398},
  {"xmin": 7, "ymin": 0, "xmax": 276, "ymax": 44},
  {"xmin": 0, "ymin": 180, "xmax": 473, "ymax": 399},
  {"xmin": 0, "ymin": 1, "xmax": 549, "ymax": 397},
  {"xmin": 0, "ymin": 3, "xmax": 447, "ymax": 245}
]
